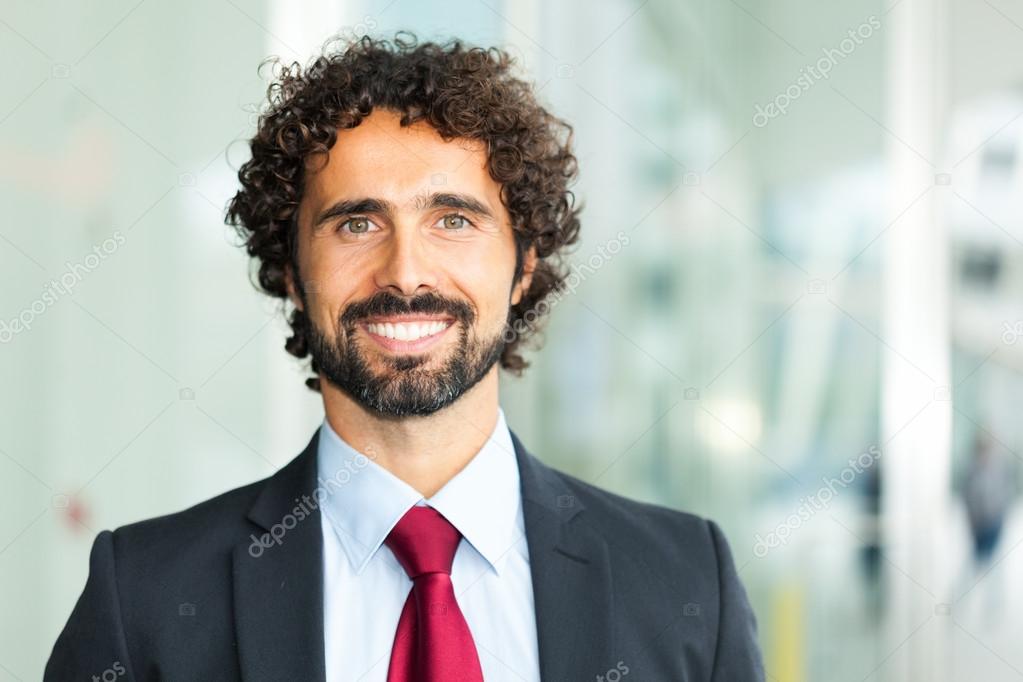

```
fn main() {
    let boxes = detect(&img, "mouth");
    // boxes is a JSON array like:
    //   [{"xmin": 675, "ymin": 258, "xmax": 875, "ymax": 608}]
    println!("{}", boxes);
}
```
[{"xmin": 359, "ymin": 315, "xmax": 455, "ymax": 353}]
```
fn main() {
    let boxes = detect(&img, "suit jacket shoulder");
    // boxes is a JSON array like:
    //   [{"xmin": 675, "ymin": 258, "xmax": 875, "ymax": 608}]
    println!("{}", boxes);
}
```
[
  {"xmin": 547, "ymin": 463, "xmax": 720, "ymax": 577},
  {"xmin": 516, "ymin": 444, "xmax": 764, "ymax": 681},
  {"xmin": 45, "ymin": 436, "xmax": 317, "ymax": 682}
]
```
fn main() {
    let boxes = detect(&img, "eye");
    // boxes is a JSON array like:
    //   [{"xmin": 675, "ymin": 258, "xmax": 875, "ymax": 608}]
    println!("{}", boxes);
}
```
[
  {"xmin": 338, "ymin": 217, "xmax": 375, "ymax": 234},
  {"xmin": 437, "ymin": 213, "xmax": 472, "ymax": 231}
]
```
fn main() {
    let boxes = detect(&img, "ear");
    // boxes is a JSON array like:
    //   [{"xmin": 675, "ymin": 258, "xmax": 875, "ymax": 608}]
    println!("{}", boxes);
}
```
[
  {"xmin": 284, "ymin": 263, "xmax": 304, "ymax": 312},
  {"xmin": 511, "ymin": 245, "xmax": 538, "ymax": 307}
]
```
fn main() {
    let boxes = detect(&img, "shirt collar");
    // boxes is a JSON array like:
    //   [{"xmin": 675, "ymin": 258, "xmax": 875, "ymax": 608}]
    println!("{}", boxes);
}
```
[{"xmin": 316, "ymin": 406, "xmax": 523, "ymax": 577}]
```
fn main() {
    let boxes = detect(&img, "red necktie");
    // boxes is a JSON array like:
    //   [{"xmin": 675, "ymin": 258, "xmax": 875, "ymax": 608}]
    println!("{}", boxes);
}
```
[{"xmin": 384, "ymin": 505, "xmax": 485, "ymax": 682}]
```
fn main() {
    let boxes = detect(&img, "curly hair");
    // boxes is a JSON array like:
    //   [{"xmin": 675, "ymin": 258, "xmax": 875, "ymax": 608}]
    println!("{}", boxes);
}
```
[{"xmin": 225, "ymin": 32, "xmax": 582, "ymax": 392}]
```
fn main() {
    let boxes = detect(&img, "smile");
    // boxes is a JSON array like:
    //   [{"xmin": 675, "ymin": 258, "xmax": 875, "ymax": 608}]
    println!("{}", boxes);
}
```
[{"xmin": 360, "ymin": 317, "xmax": 454, "ymax": 352}]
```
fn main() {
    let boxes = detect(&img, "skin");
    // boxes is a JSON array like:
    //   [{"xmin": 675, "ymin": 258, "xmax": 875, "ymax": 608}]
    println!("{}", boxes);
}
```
[{"xmin": 287, "ymin": 108, "xmax": 537, "ymax": 498}]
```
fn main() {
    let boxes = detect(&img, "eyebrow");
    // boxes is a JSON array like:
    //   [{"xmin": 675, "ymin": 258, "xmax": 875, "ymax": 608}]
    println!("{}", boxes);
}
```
[
  {"xmin": 416, "ymin": 192, "xmax": 494, "ymax": 218},
  {"xmin": 312, "ymin": 191, "xmax": 495, "ymax": 229}
]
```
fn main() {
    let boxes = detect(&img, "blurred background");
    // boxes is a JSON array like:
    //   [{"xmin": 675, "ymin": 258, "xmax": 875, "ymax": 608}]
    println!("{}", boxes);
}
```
[{"xmin": 2, "ymin": 0, "xmax": 1023, "ymax": 679}]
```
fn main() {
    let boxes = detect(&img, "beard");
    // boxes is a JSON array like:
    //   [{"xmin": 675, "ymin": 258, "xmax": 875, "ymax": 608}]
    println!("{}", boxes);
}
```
[{"xmin": 305, "ymin": 290, "xmax": 506, "ymax": 417}]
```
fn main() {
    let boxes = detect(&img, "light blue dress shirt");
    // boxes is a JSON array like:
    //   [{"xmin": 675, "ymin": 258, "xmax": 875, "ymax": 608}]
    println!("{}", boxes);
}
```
[{"xmin": 317, "ymin": 406, "xmax": 541, "ymax": 681}]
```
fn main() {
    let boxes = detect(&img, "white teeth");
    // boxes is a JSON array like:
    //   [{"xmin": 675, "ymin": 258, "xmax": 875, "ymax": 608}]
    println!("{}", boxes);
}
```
[{"xmin": 366, "ymin": 320, "xmax": 450, "ymax": 341}]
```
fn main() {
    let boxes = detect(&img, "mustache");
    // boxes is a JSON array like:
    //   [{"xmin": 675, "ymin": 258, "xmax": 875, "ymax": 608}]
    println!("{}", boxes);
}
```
[{"xmin": 340, "ymin": 291, "xmax": 474, "ymax": 328}]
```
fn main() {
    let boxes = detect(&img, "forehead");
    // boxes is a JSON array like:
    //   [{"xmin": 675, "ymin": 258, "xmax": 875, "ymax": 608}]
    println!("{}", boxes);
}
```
[{"xmin": 301, "ymin": 108, "xmax": 500, "ymax": 214}]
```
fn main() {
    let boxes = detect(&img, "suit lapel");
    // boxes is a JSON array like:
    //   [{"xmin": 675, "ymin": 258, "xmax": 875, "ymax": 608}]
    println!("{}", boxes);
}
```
[
  {"xmin": 511, "ymin": 429, "xmax": 616, "ymax": 681},
  {"xmin": 233, "ymin": 429, "xmax": 326, "ymax": 682}
]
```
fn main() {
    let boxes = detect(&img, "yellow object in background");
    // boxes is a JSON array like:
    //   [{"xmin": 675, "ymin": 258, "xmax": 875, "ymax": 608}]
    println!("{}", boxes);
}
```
[{"xmin": 768, "ymin": 584, "xmax": 804, "ymax": 682}]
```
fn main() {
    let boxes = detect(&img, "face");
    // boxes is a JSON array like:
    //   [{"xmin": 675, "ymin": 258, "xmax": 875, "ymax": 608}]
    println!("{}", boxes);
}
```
[{"xmin": 290, "ymin": 109, "xmax": 535, "ymax": 417}]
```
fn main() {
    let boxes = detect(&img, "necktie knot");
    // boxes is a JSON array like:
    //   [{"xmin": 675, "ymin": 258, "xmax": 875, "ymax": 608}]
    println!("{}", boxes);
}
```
[{"xmin": 384, "ymin": 505, "xmax": 462, "ymax": 579}]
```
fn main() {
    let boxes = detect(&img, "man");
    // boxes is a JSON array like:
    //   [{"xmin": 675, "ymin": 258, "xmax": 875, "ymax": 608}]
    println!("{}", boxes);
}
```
[{"xmin": 46, "ymin": 35, "xmax": 763, "ymax": 681}]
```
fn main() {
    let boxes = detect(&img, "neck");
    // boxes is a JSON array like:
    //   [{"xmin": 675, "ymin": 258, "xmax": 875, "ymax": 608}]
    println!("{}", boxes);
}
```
[{"xmin": 319, "ymin": 366, "xmax": 501, "ymax": 498}]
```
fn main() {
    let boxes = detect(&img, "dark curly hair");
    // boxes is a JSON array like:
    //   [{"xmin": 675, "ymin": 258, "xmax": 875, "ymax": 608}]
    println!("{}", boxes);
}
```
[{"xmin": 226, "ymin": 32, "xmax": 582, "ymax": 392}]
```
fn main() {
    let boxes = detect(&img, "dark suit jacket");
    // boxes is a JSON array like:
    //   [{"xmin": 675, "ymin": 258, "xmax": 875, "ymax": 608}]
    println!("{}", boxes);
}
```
[{"xmin": 46, "ymin": 427, "xmax": 764, "ymax": 681}]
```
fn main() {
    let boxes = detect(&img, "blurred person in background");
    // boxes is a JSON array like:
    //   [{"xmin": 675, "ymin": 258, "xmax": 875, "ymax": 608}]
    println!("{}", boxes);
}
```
[{"xmin": 959, "ymin": 428, "xmax": 1018, "ymax": 624}]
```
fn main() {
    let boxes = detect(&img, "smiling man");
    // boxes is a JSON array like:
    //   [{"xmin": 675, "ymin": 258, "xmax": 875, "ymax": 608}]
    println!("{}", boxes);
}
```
[{"xmin": 46, "ymin": 35, "xmax": 764, "ymax": 681}]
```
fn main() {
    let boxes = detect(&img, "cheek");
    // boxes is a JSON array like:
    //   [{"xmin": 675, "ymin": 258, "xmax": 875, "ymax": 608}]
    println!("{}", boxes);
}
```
[
  {"xmin": 447, "ymin": 246, "xmax": 516, "ymax": 313},
  {"xmin": 464, "ymin": 274, "xmax": 518, "ymax": 333},
  {"xmin": 301, "ymin": 247, "xmax": 367, "ymax": 328}
]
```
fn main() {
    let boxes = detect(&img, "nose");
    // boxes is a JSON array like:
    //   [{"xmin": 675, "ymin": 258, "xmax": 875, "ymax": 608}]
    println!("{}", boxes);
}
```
[{"xmin": 372, "ymin": 223, "xmax": 439, "ymax": 296}]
